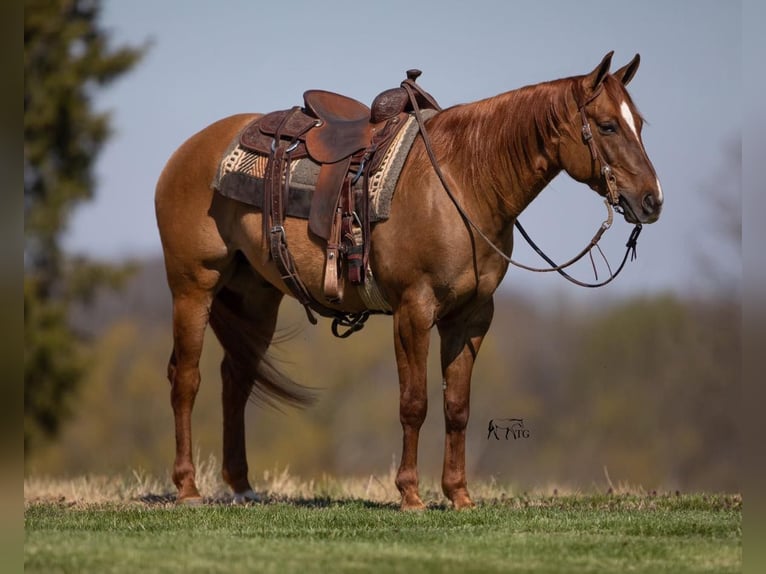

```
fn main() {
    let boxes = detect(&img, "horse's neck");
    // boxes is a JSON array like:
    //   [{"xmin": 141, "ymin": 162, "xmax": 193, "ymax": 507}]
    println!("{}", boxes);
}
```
[{"xmin": 435, "ymin": 83, "xmax": 569, "ymax": 221}]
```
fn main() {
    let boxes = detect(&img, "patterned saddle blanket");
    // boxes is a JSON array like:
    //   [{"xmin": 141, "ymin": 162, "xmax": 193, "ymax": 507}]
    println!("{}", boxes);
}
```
[{"xmin": 211, "ymin": 110, "xmax": 436, "ymax": 224}]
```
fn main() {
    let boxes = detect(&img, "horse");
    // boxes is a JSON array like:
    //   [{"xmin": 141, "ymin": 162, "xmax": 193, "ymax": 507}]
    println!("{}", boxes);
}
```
[{"xmin": 155, "ymin": 51, "xmax": 663, "ymax": 510}]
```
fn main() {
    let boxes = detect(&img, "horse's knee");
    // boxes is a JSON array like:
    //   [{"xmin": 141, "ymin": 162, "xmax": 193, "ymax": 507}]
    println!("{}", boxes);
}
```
[
  {"xmin": 400, "ymin": 395, "xmax": 427, "ymax": 428},
  {"xmin": 444, "ymin": 397, "xmax": 469, "ymax": 432}
]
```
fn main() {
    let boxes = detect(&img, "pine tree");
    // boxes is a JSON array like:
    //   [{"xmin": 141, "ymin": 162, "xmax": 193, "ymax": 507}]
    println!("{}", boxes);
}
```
[{"xmin": 24, "ymin": 0, "xmax": 145, "ymax": 452}]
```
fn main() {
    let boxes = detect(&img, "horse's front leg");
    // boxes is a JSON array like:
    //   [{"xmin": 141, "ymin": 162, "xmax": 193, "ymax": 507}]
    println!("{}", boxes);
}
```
[
  {"xmin": 392, "ymin": 293, "xmax": 434, "ymax": 510},
  {"xmin": 437, "ymin": 298, "xmax": 494, "ymax": 509}
]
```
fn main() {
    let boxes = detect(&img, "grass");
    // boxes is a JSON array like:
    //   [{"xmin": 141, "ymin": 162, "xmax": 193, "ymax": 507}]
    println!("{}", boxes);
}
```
[{"xmin": 25, "ymin": 462, "xmax": 742, "ymax": 574}]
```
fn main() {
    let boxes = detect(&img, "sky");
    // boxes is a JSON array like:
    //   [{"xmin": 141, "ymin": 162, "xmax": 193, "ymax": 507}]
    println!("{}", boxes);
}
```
[{"xmin": 63, "ymin": 0, "xmax": 742, "ymax": 300}]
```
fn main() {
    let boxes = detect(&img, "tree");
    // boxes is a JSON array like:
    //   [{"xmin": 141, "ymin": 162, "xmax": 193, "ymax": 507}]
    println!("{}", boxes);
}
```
[{"xmin": 24, "ymin": 0, "xmax": 145, "ymax": 453}]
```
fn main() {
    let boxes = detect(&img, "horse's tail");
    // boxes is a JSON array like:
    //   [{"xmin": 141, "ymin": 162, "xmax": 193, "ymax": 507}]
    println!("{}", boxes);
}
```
[{"xmin": 209, "ymin": 286, "xmax": 317, "ymax": 409}]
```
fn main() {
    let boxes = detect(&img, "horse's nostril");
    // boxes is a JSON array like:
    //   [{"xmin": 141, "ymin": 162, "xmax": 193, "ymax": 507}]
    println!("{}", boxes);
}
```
[{"xmin": 642, "ymin": 193, "xmax": 658, "ymax": 214}]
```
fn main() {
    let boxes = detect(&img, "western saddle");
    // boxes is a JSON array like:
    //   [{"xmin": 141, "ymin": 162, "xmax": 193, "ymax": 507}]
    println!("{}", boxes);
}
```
[{"xmin": 238, "ymin": 70, "xmax": 440, "ymax": 335}]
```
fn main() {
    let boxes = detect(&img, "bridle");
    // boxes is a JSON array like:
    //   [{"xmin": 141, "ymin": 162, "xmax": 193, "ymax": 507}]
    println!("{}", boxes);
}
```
[
  {"xmin": 402, "ymin": 78, "xmax": 643, "ymax": 289},
  {"xmin": 578, "ymin": 85, "xmax": 622, "ymax": 209}
]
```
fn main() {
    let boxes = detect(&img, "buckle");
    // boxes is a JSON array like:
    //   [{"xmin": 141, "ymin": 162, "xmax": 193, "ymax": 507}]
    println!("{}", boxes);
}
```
[
  {"xmin": 270, "ymin": 139, "xmax": 301, "ymax": 153},
  {"xmin": 601, "ymin": 165, "xmax": 620, "ymax": 206},
  {"xmin": 581, "ymin": 122, "xmax": 593, "ymax": 142}
]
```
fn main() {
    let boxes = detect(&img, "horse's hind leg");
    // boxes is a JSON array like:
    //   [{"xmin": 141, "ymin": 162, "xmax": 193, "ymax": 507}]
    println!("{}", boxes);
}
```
[
  {"xmin": 219, "ymin": 351, "xmax": 255, "ymax": 501},
  {"xmin": 437, "ymin": 298, "xmax": 494, "ymax": 509},
  {"xmin": 167, "ymin": 282, "xmax": 218, "ymax": 503},
  {"xmin": 209, "ymin": 276, "xmax": 284, "ymax": 502}
]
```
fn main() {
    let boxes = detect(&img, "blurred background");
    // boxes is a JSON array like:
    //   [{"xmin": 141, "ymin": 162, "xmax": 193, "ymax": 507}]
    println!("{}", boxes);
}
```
[{"xmin": 25, "ymin": 0, "xmax": 741, "ymax": 493}]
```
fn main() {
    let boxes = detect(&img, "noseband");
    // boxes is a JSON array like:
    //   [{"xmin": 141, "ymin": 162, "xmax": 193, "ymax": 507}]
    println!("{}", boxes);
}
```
[{"xmin": 403, "ymin": 78, "xmax": 642, "ymax": 288}]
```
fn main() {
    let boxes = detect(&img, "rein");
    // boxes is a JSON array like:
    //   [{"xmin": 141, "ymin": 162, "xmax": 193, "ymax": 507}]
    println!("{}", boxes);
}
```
[{"xmin": 402, "ymin": 79, "xmax": 643, "ymax": 289}]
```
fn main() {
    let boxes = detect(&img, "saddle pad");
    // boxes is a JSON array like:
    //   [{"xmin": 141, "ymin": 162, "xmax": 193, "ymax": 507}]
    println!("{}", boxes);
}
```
[{"xmin": 211, "ymin": 110, "xmax": 437, "ymax": 222}]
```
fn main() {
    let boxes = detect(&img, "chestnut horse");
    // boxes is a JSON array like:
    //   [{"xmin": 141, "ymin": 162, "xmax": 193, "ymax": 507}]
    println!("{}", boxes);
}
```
[{"xmin": 155, "ymin": 52, "xmax": 662, "ymax": 509}]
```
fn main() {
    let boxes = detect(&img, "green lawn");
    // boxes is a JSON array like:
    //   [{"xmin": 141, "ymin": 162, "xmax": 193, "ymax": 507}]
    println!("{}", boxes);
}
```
[{"xmin": 25, "ymin": 494, "xmax": 741, "ymax": 573}]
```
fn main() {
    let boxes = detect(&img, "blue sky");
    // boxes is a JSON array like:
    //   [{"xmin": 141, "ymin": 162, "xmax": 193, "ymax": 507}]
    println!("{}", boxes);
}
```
[{"xmin": 64, "ymin": 0, "xmax": 742, "ymax": 299}]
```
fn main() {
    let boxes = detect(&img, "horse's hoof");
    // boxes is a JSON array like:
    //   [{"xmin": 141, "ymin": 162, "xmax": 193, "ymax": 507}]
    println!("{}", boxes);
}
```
[
  {"xmin": 232, "ymin": 489, "xmax": 262, "ymax": 505},
  {"xmin": 178, "ymin": 496, "xmax": 204, "ymax": 507},
  {"xmin": 400, "ymin": 496, "xmax": 427, "ymax": 511},
  {"xmin": 450, "ymin": 491, "xmax": 476, "ymax": 510},
  {"xmin": 453, "ymin": 498, "xmax": 476, "ymax": 510}
]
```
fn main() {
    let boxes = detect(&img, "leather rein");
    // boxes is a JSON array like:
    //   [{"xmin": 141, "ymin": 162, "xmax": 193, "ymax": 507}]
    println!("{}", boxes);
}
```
[{"xmin": 402, "ymin": 79, "xmax": 643, "ymax": 289}]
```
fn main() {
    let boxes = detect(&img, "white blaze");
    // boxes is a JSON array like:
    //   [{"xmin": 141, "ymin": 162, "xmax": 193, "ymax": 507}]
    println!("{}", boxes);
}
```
[
  {"xmin": 620, "ymin": 100, "xmax": 639, "ymax": 140},
  {"xmin": 620, "ymin": 99, "xmax": 662, "ymax": 202}
]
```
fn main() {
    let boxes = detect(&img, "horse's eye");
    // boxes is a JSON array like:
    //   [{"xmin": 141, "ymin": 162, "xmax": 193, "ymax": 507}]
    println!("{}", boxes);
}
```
[{"xmin": 598, "ymin": 122, "xmax": 617, "ymax": 135}]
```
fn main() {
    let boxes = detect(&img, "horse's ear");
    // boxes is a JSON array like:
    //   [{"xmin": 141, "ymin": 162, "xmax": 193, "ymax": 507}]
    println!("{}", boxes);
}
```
[
  {"xmin": 613, "ymin": 54, "xmax": 640, "ymax": 86},
  {"xmin": 585, "ymin": 51, "xmax": 614, "ymax": 92}
]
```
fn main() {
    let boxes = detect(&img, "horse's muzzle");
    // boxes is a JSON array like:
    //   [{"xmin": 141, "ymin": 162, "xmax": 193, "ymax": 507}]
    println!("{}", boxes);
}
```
[
  {"xmin": 620, "ymin": 192, "xmax": 661, "ymax": 224},
  {"xmin": 640, "ymin": 192, "xmax": 662, "ymax": 223}
]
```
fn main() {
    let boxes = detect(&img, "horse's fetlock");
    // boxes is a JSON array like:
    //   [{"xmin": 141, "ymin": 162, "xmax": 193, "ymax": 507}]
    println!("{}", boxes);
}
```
[{"xmin": 395, "ymin": 468, "xmax": 418, "ymax": 492}]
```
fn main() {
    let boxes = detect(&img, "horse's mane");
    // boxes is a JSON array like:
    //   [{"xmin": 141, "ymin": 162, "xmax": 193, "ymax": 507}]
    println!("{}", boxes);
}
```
[{"xmin": 425, "ymin": 77, "xmax": 578, "ymax": 214}]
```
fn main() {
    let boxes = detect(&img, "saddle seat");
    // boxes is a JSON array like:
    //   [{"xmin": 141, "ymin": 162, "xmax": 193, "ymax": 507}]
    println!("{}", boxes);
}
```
[
  {"xmin": 241, "ymin": 91, "xmax": 374, "ymax": 166},
  {"xmin": 302, "ymin": 90, "xmax": 372, "ymax": 164}
]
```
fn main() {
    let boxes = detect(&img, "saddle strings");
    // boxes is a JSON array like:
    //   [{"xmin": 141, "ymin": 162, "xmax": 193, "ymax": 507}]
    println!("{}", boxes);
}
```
[{"xmin": 402, "ymin": 80, "xmax": 642, "ymax": 289}]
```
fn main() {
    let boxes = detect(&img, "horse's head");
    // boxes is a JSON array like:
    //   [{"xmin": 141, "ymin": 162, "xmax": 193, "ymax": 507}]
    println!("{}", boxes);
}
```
[{"xmin": 558, "ymin": 52, "xmax": 663, "ymax": 224}]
